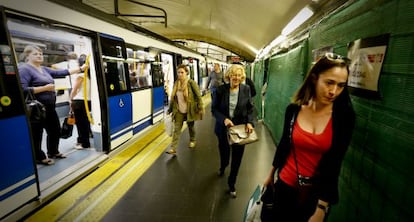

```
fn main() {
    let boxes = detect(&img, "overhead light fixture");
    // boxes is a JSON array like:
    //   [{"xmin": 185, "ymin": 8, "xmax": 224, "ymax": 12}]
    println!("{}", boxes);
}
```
[
  {"xmin": 282, "ymin": 6, "xmax": 313, "ymax": 36},
  {"xmin": 269, "ymin": 35, "xmax": 287, "ymax": 48}
]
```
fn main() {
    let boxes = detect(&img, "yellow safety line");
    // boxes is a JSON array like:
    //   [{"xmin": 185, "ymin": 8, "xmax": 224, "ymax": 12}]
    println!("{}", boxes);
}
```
[
  {"xmin": 26, "ymin": 124, "xmax": 168, "ymax": 221},
  {"xmin": 63, "ymin": 134, "xmax": 171, "ymax": 221}
]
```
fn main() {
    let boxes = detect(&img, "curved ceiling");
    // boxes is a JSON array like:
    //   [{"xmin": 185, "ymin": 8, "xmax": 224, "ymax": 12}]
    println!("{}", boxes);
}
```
[{"xmin": 76, "ymin": 0, "xmax": 346, "ymax": 62}]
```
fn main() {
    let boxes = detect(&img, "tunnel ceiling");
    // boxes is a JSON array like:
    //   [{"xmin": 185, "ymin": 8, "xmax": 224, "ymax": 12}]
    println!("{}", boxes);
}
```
[{"xmin": 74, "ymin": 0, "xmax": 348, "ymax": 62}]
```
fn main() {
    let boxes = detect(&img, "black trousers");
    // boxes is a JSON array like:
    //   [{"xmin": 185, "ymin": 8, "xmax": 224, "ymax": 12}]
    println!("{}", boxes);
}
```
[
  {"xmin": 72, "ymin": 100, "xmax": 92, "ymax": 148},
  {"xmin": 264, "ymin": 179, "xmax": 322, "ymax": 222},
  {"xmin": 31, "ymin": 103, "xmax": 61, "ymax": 160},
  {"xmin": 216, "ymin": 131, "xmax": 245, "ymax": 191}
]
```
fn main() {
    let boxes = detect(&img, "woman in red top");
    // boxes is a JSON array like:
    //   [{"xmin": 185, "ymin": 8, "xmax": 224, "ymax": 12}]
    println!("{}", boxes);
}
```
[{"xmin": 263, "ymin": 53, "xmax": 355, "ymax": 222}]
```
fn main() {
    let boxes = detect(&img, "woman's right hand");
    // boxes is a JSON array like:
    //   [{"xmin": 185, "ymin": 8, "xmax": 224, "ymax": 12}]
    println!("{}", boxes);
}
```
[
  {"xmin": 224, "ymin": 118, "xmax": 234, "ymax": 127},
  {"xmin": 264, "ymin": 167, "xmax": 276, "ymax": 186},
  {"xmin": 43, "ymin": 83, "xmax": 55, "ymax": 92},
  {"xmin": 263, "ymin": 175, "xmax": 274, "ymax": 187}
]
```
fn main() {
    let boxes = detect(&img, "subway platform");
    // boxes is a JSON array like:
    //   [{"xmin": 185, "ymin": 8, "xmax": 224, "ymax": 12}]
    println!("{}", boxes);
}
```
[{"xmin": 25, "ymin": 102, "xmax": 277, "ymax": 222}]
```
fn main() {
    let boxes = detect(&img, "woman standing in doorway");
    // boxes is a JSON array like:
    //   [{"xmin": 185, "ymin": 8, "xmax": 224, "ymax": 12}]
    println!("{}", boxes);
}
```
[{"xmin": 19, "ymin": 45, "xmax": 88, "ymax": 165}]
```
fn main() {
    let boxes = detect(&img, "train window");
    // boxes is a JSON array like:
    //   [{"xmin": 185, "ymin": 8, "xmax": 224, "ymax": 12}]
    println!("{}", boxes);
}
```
[
  {"xmin": 199, "ymin": 61, "xmax": 207, "ymax": 78},
  {"xmin": 103, "ymin": 59, "xmax": 128, "ymax": 96},
  {"xmin": 100, "ymin": 35, "xmax": 128, "ymax": 95},
  {"xmin": 151, "ymin": 63, "xmax": 164, "ymax": 88},
  {"xmin": 126, "ymin": 47, "xmax": 153, "ymax": 90},
  {"xmin": 100, "ymin": 35, "xmax": 126, "ymax": 59}
]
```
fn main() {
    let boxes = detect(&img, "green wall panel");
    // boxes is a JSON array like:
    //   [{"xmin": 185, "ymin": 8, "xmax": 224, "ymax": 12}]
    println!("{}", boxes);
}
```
[
  {"xmin": 253, "ymin": 60, "xmax": 264, "ymax": 119},
  {"xmin": 263, "ymin": 44, "xmax": 307, "ymax": 143},
  {"xmin": 256, "ymin": 0, "xmax": 413, "ymax": 221},
  {"xmin": 306, "ymin": 0, "xmax": 414, "ymax": 221}
]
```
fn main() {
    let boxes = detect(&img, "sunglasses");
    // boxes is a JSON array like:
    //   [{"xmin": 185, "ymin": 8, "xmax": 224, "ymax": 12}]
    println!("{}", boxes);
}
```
[{"xmin": 324, "ymin": 52, "xmax": 351, "ymax": 65}]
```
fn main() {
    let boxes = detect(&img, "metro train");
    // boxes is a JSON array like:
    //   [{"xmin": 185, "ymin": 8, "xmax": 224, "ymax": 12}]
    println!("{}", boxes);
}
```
[{"xmin": 0, "ymin": 0, "xmax": 228, "ymax": 220}]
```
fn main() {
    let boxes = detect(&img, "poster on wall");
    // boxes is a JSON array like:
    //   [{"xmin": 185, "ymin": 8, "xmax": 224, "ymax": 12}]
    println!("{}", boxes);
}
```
[
  {"xmin": 312, "ymin": 46, "xmax": 333, "ymax": 62},
  {"xmin": 347, "ymin": 34, "xmax": 390, "ymax": 99}
]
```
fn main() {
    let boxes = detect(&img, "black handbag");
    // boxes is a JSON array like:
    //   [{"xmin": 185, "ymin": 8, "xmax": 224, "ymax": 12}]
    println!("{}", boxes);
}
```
[
  {"xmin": 260, "ymin": 184, "xmax": 275, "ymax": 221},
  {"xmin": 61, "ymin": 114, "xmax": 74, "ymax": 139},
  {"xmin": 25, "ymin": 90, "xmax": 46, "ymax": 122}
]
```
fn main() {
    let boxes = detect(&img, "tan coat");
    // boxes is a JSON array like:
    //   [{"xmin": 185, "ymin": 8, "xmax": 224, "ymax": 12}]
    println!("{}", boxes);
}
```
[{"xmin": 169, "ymin": 79, "xmax": 203, "ymax": 121}]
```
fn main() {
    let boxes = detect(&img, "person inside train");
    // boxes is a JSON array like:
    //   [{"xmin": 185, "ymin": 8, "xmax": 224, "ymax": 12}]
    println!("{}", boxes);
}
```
[
  {"xmin": 262, "ymin": 53, "xmax": 355, "ymax": 221},
  {"xmin": 206, "ymin": 63, "xmax": 224, "ymax": 100},
  {"xmin": 165, "ymin": 64, "xmax": 203, "ymax": 155},
  {"xmin": 211, "ymin": 63, "xmax": 255, "ymax": 198},
  {"xmin": 19, "ymin": 45, "xmax": 88, "ymax": 165},
  {"xmin": 51, "ymin": 51, "xmax": 79, "ymax": 70},
  {"xmin": 70, "ymin": 54, "xmax": 92, "ymax": 150}
]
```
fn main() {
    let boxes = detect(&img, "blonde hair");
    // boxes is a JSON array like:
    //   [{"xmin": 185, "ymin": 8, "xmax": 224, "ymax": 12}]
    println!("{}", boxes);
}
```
[
  {"xmin": 22, "ymin": 45, "xmax": 42, "ymax": 62},
  {"xmin": 224, "ymin": 64, "xmax": 246, "ymax": 82}
]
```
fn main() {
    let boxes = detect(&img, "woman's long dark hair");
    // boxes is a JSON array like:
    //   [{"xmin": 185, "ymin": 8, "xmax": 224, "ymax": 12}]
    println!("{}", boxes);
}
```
[{"xmin": 292, "ymin": 55, "xmax": 351, "ymax": 108}]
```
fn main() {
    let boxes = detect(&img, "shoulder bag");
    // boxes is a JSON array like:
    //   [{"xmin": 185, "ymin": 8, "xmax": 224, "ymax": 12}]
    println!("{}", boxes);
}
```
[
  {"xmin": 25, "ymin": 90, "xmax": 46, "ymax": 122},
  {"xmin": 61, "ymin": 112, "xmax": 75, "ymax": 139}
]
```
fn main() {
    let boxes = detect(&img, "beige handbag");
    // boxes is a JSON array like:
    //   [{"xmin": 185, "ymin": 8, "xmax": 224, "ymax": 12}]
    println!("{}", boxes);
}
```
[{"xmin": 228, "ymin": 124, "xmax": 258, "ymax": 145}]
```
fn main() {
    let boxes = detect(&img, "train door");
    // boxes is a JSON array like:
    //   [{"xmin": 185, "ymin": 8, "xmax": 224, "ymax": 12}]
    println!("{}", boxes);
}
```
[
  {"xmin": 0, "ymin": 11, "xmax": 39, "ymax": 219},
  {"xmin": 126, "ymin": 45, "xmax": 153, "ymax": 134},
  {"xmin": 199, "ymin": 59, "xmax": 208, "ymax": 95},
  {"xmin": 99, "ymin": 34, "xmax": 132, "ymax": 150},
  {"xmin": 150, "ymin": 53, "xmax": 164, "ymax": 123},
  {"xmin": 161, "ymin": 52, "xmax": 174, "ymax": 105},
  {"xmin": 183, "ymin": 57, "xmax": 200, "ymax": 84}
]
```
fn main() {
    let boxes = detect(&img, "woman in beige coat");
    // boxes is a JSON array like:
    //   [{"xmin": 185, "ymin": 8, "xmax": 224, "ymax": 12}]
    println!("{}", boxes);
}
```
[{"xmin": 166, "ymin": 64, "xmax": 203, "ymax": 155}]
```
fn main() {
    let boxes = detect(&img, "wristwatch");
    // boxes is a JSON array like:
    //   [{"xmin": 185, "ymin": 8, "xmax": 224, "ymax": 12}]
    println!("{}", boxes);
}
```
[{"xmin": 317, "ymin": 204, "xmax": 329, "ymax": 213}]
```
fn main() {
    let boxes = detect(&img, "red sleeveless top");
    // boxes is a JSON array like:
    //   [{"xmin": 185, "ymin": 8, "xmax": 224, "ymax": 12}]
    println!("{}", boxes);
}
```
[{"xmin": 279, "ymin": 117, "xmax": 333, "ymax": 187}]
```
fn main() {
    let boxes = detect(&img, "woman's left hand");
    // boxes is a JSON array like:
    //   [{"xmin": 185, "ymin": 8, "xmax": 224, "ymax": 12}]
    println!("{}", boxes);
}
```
[
  {"xmin": 308, "ymin": 208, "xmax": 325, "ymax": 222},
  {"xmin": 245, "ymin": 123, "xmax": 254, "ymax": 133}
]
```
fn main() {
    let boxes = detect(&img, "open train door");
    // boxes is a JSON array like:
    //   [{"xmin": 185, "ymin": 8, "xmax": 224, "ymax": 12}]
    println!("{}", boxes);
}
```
[
  {"xmin": 99, "ymin": 34, "xmax": 133, "ymax": 150},
  {"xmin": 147, "ymin": 47, "xmax": 167, "ymax": 124},
  {"xmin": 0, "ymin": 8, "xmax": 39, "ymax": 219}
]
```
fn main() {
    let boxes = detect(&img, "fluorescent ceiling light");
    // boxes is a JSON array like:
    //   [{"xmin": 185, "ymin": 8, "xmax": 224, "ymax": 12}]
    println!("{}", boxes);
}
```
[
  {"xmin": 269, "ymin": 35, "xmax": 287, "ymax": 48},
  {"xmin": 282, "ymin": 6, "xmax": 313, "ymax": 36}
]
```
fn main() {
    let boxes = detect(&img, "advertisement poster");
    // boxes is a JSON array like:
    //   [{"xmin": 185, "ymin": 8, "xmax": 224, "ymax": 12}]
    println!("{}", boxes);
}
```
[
  {"xmin": 347, "ymin": 34, "xmax": 389, "ymax": 98},
  {"xmin": 312, "ymin": 46, "xmax": 333, "ymax": 62}
]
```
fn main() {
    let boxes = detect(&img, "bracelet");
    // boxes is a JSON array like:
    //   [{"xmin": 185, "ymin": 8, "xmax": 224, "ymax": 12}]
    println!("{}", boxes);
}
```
[{"xmin": 317, "ymin": 204, "xmax": 329, "ymax": 213}]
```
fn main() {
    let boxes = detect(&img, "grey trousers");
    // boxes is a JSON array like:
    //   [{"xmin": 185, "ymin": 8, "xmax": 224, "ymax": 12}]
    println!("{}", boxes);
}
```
[{"xmin": 171, "ymin": 112, "xmax": 195, "ymax": 151}]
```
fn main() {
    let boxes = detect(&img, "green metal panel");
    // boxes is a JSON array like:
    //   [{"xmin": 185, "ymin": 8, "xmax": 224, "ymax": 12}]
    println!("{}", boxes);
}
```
[
  {"xmin": 253, "ymin": 61, "xmax": 264, "ymax": 119},
  {"xmin": 258, "ymin": 0, "xmax": 413, "ymax": 221},
  {"xmin": 306, "ymin": 0, "xmax": 414, "ymax": 221},
  {"xmin": 263, "ymin": 43, "xmax": 307, "ymax": 143}
]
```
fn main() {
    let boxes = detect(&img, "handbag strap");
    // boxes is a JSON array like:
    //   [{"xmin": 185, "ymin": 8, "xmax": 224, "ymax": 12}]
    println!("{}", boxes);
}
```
[
  {"xmin": 288, "ymin": 112, "xmax": 302, "ymax": 187},
  {"xmin": 25, "ymin": 88, "xmax": 36, "ymax": 102}
]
